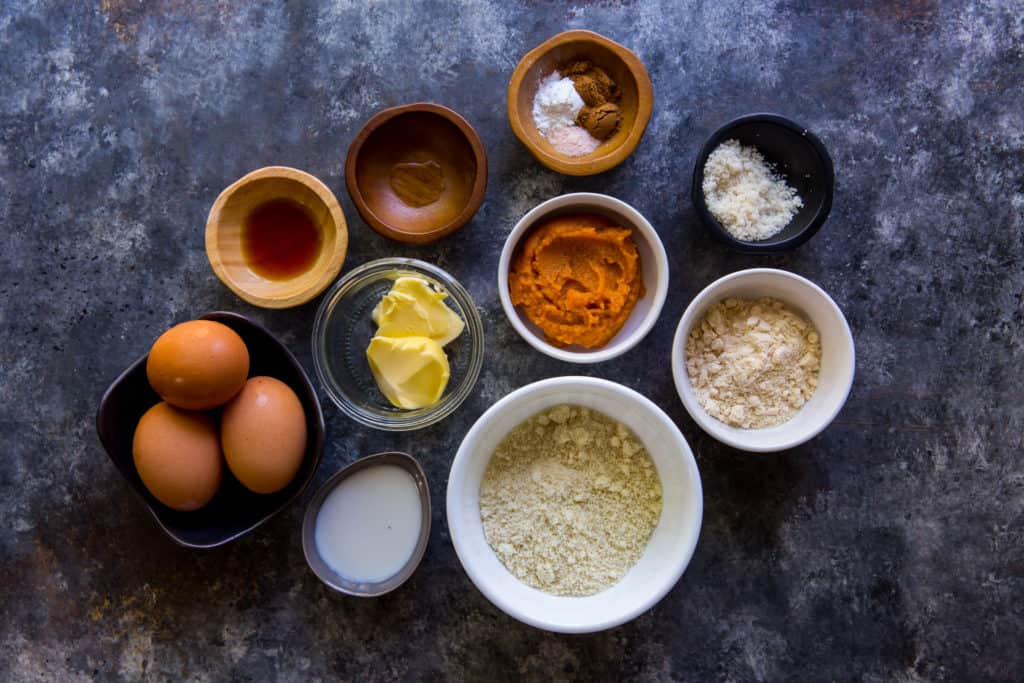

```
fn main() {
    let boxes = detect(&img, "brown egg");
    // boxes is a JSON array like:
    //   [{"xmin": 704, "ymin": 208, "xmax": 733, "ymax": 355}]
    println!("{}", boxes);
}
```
[
  {"xmin": 132, "ymin": 402, "xmax": 223, "ymax": 511},
  {"xmin": 146, "ymin": 320, "xmax": 249, "ymax": 410},
  {"xmin": 221, "ymin": 376, "xmax": 307, "ymax": 494}
]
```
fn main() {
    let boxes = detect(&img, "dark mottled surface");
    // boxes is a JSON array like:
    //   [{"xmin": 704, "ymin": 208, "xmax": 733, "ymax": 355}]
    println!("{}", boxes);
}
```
[{"xmin": 2, "ymin": 1, "xmax": 1022, "ymax": 680}]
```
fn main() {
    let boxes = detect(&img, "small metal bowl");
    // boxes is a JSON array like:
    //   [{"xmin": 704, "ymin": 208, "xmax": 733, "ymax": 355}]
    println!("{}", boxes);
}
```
[
  {"xmin": 301, "ymin": 452, "xmax": 431, "ymax": 597},
  {"xmin": 692, "ymin": 113, "xmax": 834, "ymax": 253}
]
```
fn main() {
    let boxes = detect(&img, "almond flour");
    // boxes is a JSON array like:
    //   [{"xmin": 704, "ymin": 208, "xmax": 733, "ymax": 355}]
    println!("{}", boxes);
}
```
[
  {"xmin": 479, "ymin": 405, "xmax": 662, "ymax": 597},
  {"xmin": 685, "ymin": 297, "xmax": 822, "ymax": 429}
]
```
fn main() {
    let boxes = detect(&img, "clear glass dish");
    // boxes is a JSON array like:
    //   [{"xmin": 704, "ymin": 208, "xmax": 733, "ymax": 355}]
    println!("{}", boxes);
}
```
[{"xmin": 312, "ymin": 258, "xmax": 483, "ymax": 431}]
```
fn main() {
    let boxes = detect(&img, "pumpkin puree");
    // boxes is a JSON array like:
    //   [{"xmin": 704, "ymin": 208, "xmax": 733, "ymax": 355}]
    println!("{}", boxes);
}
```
[{"xmin": 509, "ymin": 214, "xmax": 644, "ymax": 348}]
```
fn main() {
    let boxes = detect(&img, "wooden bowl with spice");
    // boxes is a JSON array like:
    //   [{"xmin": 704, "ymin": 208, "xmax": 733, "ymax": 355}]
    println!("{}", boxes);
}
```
[
  {"xmin": 205, "ymin": 166, "xmax": 348, "ymax": 309},
  {"xmin": 345, "ymin": 103, "xmax": 488, "ymax": 245},
  {"xmin": 508, "ymin": 30, "xmax": 654, "ymax": 176}
]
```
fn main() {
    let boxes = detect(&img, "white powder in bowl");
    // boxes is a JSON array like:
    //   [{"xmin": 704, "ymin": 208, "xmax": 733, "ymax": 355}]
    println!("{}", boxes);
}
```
[
  {"xmin": 479, "ymin": 404, "xmax": 662, "ymax": 597},
  {"xmin": 532, "ymin": 72, "xmax": 584, "ymax": 134},
  {"xmin": 531, "ymin": 71, "xmax": 602, "ymax": 157},
  {"xmin": 545, "ymin": 125, "xmax": 601, "ymax": 157},
  {"xmin": 701, "ymin": 140, "xmax": 804, "ymax": 241}
]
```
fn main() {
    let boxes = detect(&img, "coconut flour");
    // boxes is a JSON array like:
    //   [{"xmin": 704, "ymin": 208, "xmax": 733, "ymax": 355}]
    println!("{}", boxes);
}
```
[{"xmin": 479, "ymin": 405, "xmax": 662, "ymax": 596}]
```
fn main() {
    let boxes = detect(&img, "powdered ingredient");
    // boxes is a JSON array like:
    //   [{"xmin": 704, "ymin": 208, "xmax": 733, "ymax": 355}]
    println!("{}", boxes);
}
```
[
  {"xmin": 702, "ymin": 140, "xmax": 804, "ymax": 241},
  {"xmin": 685, "ymin": 297, "xmax": 822, "ymax": 428},
  {"xmin": 578, "ymin": 103, "xmax": 621, "ymax": 140},
  {"xmin": 563, "ymin": 60, "xmax": 622, "ymax": 140},
  {"xmin": 479, "ymin": 405, "xmax": 662, "ymax": 596},
  {"xmin": 544, "ymin": 125, "xmax": 601, "ymax": 157},
  {"xmin": 532, "ymin": 72, "xmax": 585, "ymax": 135},
  {"xmin": 531, "ymin": 71, "xmax": 602, "ymax": 157},
  {"xmin": 563, "ymin": 59, "xmax": 620, "ymax": 106},
  {"xmin": 531, "ymin": 60, "xmax": 622, "ymax": 154}
]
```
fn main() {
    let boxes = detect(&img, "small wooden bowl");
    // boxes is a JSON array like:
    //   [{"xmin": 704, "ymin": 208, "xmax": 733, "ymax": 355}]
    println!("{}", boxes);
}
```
[
  {"xmin": 345, "ymin": 103, "xmax": 488, "ymax": 244},
  {"xmin": 205, "ymin": 166, "xmax": 348, "ymax": 308},
  {"xmin": 508, "ymin": 30, "xmax": 654, "ymax": 176}
]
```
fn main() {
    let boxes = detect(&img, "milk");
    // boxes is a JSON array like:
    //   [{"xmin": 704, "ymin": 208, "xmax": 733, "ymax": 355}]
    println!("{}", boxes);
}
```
[{"xmin": 314, "ymin": 465, "xmax": 423, "ymax": 583}]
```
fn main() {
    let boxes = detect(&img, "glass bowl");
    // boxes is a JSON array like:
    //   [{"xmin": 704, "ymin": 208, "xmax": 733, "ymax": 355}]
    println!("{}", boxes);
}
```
[{"xmin": 312, "ymin": 258, "xmax": 483, "ymax": 431}]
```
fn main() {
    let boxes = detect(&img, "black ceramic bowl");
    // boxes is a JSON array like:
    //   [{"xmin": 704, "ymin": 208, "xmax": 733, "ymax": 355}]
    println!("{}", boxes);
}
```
[
  {"xmin": 692, "ymin": 113, "xmax": 834, "ymax": 252},
  {"xmin": 96, "ymin": 311, "xmax": 325, "ymax": 548}
]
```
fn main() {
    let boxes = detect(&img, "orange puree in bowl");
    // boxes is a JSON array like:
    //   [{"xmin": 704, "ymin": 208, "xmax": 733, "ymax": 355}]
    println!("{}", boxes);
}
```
[{"xmin": 509, "ymin": 214, "xmax": 644, "ymax": 348}]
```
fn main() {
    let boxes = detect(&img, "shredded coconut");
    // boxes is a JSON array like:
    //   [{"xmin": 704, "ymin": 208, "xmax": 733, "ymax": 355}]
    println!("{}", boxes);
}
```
[
  {"xmin": 701, "ymin": 139, "xmax": 804, "ymax": 241},
  {"xmin": 479, "ymin": 405, "xmax": 662, "ymax": 596},
  {"xmin": 685, "ymin": 297, "xmax": 822, "ymax": 429}
]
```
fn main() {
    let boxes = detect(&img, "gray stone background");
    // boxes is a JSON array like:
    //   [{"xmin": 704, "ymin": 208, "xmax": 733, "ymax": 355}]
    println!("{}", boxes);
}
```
[{"xmin": 1, "ymin": 0, "xmax": 1022, "ymax": 680}]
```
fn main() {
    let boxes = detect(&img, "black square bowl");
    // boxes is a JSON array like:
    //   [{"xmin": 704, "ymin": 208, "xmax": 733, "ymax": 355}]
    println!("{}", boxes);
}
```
[
  {"xmin": 96, "ymin": 311, "xmax": 325, "ymax": 548},
  {"xmin": 692, "ymin": 113, "xmax": 835, "ymax": 253}
]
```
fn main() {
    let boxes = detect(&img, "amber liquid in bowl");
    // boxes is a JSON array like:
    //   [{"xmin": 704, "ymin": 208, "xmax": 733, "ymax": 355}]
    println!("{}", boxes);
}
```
[{"xmin": 242, "ymin": 198, "xmax": 323, "ymax": 280}]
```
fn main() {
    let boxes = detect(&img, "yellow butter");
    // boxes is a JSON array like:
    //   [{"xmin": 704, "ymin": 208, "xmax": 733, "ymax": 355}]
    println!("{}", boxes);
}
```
[
  {"xmin": 366, "ymin": 276, "xmax": 464, "ymax": 410},
  {"xmin": 372, "ymin": 276, "xmax": 465, "ymax": 346},
  {"xmin": 367, "ymin": 336, "xmax": 450, "ymax": 410}
]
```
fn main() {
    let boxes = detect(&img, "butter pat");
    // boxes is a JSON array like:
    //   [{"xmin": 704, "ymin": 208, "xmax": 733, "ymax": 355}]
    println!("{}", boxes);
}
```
[
  {"xmin": 367, "ymin": 336, "xmax": 450, "ymax": 409},
  {"xmin": 367, "ymin": 276, "xmax": 464, "ymax": 410},
  {"xmin": 372, "ymin": 277, "xmax": 465, "ymax": 346}
]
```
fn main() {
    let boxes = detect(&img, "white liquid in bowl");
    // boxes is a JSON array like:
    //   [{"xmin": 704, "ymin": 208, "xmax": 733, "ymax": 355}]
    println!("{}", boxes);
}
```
[{"xmin": 314, "ymin": 465, "xmax": 423, "ymax": 583}]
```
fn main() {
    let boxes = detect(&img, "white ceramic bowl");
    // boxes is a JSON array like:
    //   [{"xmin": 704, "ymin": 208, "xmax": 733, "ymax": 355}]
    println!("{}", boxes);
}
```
[
  {"xmin": 446, "ymin": 376, "xmax": 703, "ymax": 633},
  {"xmin": 671, "ymin": 268, "xmax": 855, "ymax": 452},
  {"xmin": 498, "ymin": 193, "xmax": 669, "ymax": 364}
]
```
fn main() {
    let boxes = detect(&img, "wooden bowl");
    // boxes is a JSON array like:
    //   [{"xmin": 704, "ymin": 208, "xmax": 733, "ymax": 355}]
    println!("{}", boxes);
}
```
[
  {"xmin": 508, "ymin": 30, "xmax": 654, "ymax": 176},
  {"xmin": 205, "ymin": 166, "xmax": 348, "ymax": 309},
  {"xmin": 345, "ymin": 103, "xmax": 488, "ymax": 244}
]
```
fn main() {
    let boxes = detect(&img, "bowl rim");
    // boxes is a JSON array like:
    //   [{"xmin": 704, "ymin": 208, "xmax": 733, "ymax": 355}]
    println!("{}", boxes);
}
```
[
  {"xmin": 507, "ymin": 29, "xmax": 654, "ymax": 176},
  {"xmin": 670, "ymin": 268, "xmax": 855, "ymax": 452},
  {"xmin": 205, "ymin": 166, "xmax": 349, "ymax": 309},
  {"xmin": 446, "ymin": 375, "xmax": 704, "ymax": 633},
  {"xmin": 497, "ymin": 192, "xmax": 669, "ymax": 364},
  {"xmin": 311, "ymin": 257, "xmax": 484, "ymax": 431},
  {"xmin": 690, "ymin": 113, "xmax": 835, "ymax": 253},
  {"xmin": 94, "ymin": 311, "xmax": 326, "ymax": 548},
  {"xmin": 301, "ymin": 451, "xmax": 431, "ymax": 597},
  {"xmin": 344, "ymin": 102, "xmax": 489, "ymax": 244}
]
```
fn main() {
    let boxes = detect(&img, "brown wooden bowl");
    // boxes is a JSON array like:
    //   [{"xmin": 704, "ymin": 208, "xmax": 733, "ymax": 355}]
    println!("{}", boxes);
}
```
[
  {"xmin": 345, "ymin": 103, "xmax": 488, "ymax": 244},
  {"xmin": 205, "ymin": 166, "xmax": 348, "ymax": 309},
  {"xmin": 508, "ymin": 30, "xmax": 654, "ymax": 176}
]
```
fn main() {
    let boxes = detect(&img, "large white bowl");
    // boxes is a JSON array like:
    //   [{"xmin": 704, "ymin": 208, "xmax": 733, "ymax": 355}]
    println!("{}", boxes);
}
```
[
  {"xmin": 446, "ymin": 376, "xmax": 703, "ymax": 633},
  {"xmin": 671, "ymin": 268, "xmax": 855, "ymax": 452},
  {"xmin": 498, "ymin": 193, "xmax": 669, "ymax": 364}
]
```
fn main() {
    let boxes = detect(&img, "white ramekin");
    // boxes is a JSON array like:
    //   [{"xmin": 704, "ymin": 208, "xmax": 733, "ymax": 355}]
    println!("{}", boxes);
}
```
[
  {"xmin": 671, "ymin": 268, "xmax": 855, "ymax": 452},
  {"xmin": 446, "ymin": 376, "xmax": 703, "ymax": 633},
  {"xmin": 497, "ymin": 193, "xmax": 669, "ymax": 364}
]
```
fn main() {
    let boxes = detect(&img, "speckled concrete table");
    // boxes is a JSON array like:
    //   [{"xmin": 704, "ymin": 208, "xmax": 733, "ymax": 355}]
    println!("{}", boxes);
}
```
[{"xmin": 2, "ymin": 1, "xmax": 1022, "ymax": 681}]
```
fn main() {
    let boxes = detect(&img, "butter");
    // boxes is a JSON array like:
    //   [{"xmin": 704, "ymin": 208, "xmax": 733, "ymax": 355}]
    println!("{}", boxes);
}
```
[
  {"xmin": 372, "ymin": 277, "xmax": 465, "ymax": 346},
  {"xmin": 367, "ymin": 276, "xmax": 464, "ymax": 410},
  {"xmin": 367, "ymin": 336, "xmax": 450, "ymax": 409}
]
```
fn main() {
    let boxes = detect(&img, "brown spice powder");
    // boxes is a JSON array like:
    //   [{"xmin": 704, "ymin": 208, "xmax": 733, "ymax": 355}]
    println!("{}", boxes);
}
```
[{"xmin": 561, "ymin": 60, "xmax": 623, "ymax": 140}]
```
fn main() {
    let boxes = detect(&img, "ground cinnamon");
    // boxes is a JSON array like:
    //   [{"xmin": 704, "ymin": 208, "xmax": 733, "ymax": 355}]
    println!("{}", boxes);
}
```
[{"xmin": 561, "ymin": 60, "xmax": 622, "ymax": 140}]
